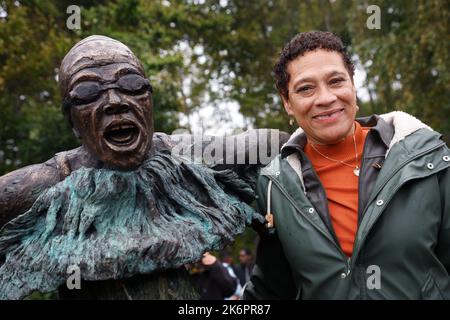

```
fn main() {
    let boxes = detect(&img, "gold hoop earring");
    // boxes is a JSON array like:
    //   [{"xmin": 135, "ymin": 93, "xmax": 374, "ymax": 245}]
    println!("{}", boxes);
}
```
[{"xmin": 289, "ymin": 117, "xmax": 295, "ymax": 126}]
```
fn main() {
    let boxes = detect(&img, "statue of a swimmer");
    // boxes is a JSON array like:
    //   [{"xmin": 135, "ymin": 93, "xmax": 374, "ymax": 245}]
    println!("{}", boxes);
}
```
[{"xmin": 0, "ymin": 35, "xmax": 287, "ymax": 299}]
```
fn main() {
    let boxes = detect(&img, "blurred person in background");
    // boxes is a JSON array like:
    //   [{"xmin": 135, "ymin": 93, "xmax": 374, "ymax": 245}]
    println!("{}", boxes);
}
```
[
  {"xmin": 190, "ymin": 252, "xmax": 236, "ymax": 300},
  {"xmin": 235, "ymin": 248, "xmax": 254, "ymax": 288},
  {"xmin": 220, "ymin": 250, "xmax": 242, "ymax": 300}
]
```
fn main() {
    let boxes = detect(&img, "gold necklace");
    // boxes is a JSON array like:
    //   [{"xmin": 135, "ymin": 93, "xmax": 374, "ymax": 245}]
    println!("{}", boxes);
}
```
[{"xmin": 310, "ymin": 133, "xmax": 360, "ymax": 177}]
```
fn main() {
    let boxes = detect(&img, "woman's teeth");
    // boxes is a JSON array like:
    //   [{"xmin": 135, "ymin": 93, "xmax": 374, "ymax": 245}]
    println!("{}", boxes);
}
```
[{"xmin": 314, "ymin": 109, "xmax": 343, "ymax": 120}]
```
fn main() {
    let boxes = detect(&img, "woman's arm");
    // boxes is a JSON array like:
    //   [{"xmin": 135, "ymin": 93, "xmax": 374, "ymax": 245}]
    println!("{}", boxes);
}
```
[{"xmin": 243, "ymin": 175, "xmax": 297, "ymax": 300}]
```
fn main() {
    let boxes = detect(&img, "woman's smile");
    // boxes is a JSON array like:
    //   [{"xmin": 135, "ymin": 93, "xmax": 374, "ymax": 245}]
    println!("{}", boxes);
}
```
[{"xmin": 312, "ymin": 108, "xmax": 345, "ymax": 123}]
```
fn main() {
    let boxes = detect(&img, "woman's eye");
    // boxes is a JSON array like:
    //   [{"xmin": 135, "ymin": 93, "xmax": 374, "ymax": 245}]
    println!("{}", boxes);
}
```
[
  {"xmin": 330, "ymin": 78, "xmax": 345, "ymax": 85},
  {"xmin": 296, "ymin": 86, "xmax": 313, "ymax": 93}
]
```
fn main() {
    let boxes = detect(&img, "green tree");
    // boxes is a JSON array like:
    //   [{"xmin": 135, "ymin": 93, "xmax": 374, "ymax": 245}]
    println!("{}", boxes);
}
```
[
  {"xmin": 349, "ymin": 0, "xmax": 450, "ymax": 141},
  {"xmin": 1, "ymin": 0, "xmax": 448, "ymax": 173},
  {"xmin": 0, "ymin": 1, "xmax": 78, "ymax": 175}
]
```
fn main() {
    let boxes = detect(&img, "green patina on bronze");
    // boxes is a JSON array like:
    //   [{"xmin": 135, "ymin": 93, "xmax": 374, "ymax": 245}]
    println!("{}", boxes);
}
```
[{"xmin": 0, "ymin": 150, "xmax": 261, "ymax": 299}]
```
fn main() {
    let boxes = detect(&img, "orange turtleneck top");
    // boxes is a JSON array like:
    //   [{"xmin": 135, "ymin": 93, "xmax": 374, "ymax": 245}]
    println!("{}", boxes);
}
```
[{"xmin": 304, "ymin": 122, "xmax": 369, "ymax": 257}]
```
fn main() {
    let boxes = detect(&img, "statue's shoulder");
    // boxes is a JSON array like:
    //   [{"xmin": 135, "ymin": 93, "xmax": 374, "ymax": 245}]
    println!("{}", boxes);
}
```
[
  {"xmin": 0, "ymin": 150, "xmax": 72, "ymax": 227},
  {"xmin": 0, "ymin": 145, "xmax": 85, "ymax": 193},
  {"xmin": 50, "ymin": 146, "xmax": 84, "ymax": 179}
]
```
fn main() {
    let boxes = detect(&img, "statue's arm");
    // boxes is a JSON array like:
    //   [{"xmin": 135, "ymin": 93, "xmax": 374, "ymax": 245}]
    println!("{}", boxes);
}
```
[
  {"xmin": 169, "ymin": 128, "xmax": 290, "ymax": 169},
  {"xmin": 166, "ymin": 129, "xmax": 289, "ymax": 203},
  {"xmin": 0, "ymin": 160, "xmax": 61, "ymax": 228}
]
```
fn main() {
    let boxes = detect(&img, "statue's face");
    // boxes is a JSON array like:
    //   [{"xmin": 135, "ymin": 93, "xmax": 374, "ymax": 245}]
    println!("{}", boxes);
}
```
[{"xmin": 67, "ymin": 62, "xmax": 153, "ymax": 170}]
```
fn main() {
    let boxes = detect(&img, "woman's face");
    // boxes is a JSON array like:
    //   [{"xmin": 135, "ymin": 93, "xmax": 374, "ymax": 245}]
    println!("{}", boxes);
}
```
[{"xmin": 282, "ymin": 49, "xmax": 358, "ymax": 145}]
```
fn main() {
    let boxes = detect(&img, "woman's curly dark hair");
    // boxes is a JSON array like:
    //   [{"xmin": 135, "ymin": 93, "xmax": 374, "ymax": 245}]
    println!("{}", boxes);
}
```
[{"xmin": 274, "ymin": 31, "xmax": 355, "ymax": 99}]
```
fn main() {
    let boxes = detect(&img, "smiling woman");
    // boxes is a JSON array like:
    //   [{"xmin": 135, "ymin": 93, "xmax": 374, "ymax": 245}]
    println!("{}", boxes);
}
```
[
  {"xmin": 244, "ymin": 31, "xmax": 450, "ymax": 300},
  {"xmin": 282, "ymin": 49, "xmax": 358, "ymax": 145}
]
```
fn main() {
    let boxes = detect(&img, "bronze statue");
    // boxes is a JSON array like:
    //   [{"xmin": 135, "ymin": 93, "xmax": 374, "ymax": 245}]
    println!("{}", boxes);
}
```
[{"xmin": 0, "ymin": 36, "xmax": 286, "ymax": 299}]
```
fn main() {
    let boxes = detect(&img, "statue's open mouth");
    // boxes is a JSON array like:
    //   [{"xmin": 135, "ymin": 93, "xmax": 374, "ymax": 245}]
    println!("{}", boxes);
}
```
[{"xmin": 104, "ymin": 120, "xmax": 140, "ymax": 147}]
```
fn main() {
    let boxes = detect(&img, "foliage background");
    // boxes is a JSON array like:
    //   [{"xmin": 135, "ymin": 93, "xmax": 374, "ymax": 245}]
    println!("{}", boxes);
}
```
[
  {"xmin": 1, "ymin": 0, "xmax": 448, "ymax": 176},
  {"xmin": 0, "ymin": 0, "xmax": 449, "ymax": 294}
]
